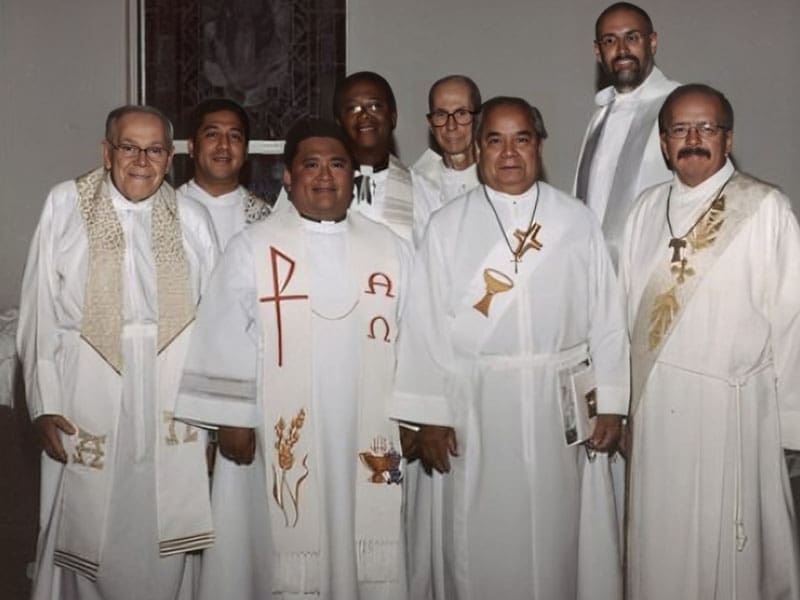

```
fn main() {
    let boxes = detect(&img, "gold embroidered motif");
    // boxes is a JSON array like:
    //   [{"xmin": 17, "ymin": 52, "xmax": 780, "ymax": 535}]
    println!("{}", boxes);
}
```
[
  {"xmin": 72, "ymin": 427, "xmax": 107, "ymax": 469},
  {"xmin": 473, "ymin": 268, "xmax": 514, "ymax": 317},
  {"xmin": 272, "ymin": 408, "xmax": 310, "ymax": 527},
  {"xmin": 648, "ymin": 286, "xmax": 679, "ymax": 351},
  {"xmin": 670, "ymin": 258, "xmax": 696, "ymax": 284},
  {"xmin": 163, "ymin": 411, "xmax": 198, "ymax": 445},
  {"xmin": 359, "ymin": 436, "xmax": 402, "ymax": 484},
  {"xmin": 512, "ymin": 222, "xmax": 544, "ymax": 263},
  {"xmin": 687, "ymin": 195, "xmax": 726, "ymax": 252}
]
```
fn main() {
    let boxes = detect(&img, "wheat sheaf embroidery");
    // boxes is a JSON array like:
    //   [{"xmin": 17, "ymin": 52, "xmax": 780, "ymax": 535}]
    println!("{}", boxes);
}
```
[
  {"xmin": 648, "ymin": 185, "xmax": 728, "ymax": 351},
  {"xmin": 272, "ymin": 408, "xmax": 309, "ymax": 527}
]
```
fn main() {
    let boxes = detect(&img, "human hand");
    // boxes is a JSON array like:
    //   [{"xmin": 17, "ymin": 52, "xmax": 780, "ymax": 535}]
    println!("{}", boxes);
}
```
[
  {"xmin": 588, "ymin": 414, "xmax": 623, "ymax": 453},
  {"xmin": 33, "ymin": 414, "xmax": 76, "ymax": 463},
  {"xmin": 417, "ymin": 425, "xmax": 458, "ymax": 474},
  {"xmin": 218, "ymin": 426, "xmax": 256, "ymax": 465}
]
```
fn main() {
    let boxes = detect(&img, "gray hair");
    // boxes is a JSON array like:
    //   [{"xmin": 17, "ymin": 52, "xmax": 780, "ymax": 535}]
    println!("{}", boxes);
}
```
[
  {"xmin": 476, "ymin": 96, "xmax": 548, "ymax": 141},
  {"xmin": 105, "ymin": 105, "xmax": 174, "ymax": 147}
]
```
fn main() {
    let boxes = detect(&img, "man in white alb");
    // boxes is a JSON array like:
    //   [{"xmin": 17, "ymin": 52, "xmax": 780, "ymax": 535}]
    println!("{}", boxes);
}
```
[
  {"xmin": 17, "ymin": 105, "xmax": 218, "ymax": 600},
  {"xmin": 413, "ymin": 75, "xmax": 482, "ymax": 214},
  {"xmin": 176, "ymin": 118, "xmax": 411, "ymax": 600},
  {"xmin": 177, "ymin": 98, "xmax": 270, "ymax": 248},
  {"xmin": 575, "ymin": 2, "xmax": 678, "ymax": 268},
  {"xmin": 333, "ymin": 71, "xmax": 426, "ymax": 245},
  {"xmin": 392, "ymin": 96, "xmax": 629, "ymax": 600},
  {"xmin": 622, "ymin": 83, "xmax": 800, "ymax": 600}
]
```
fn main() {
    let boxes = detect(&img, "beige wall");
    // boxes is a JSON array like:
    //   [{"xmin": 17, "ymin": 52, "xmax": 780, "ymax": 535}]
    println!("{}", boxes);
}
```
[{"xmin": 1, "ymin": 0, "xmax": 798, "ymax": 309}]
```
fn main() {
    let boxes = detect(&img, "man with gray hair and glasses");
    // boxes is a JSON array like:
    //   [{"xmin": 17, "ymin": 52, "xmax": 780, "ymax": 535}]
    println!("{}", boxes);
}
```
[
  {"xmin": 621, "ymin": 83, "xmax": 800, "ymax": 599},
  {"xmin": 17, "ymin": 105, "xmax": 218, "ymax": 600}
]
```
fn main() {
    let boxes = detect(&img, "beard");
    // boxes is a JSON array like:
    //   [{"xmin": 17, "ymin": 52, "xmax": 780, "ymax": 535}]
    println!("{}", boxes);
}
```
[{"xmin": 607, "ymin": 55, "xmax": 646, "ymax": 90}]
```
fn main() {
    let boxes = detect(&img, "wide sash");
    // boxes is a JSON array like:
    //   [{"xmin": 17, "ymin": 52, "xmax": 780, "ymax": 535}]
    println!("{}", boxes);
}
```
[
  {"xmin": 381, "ymin": 155, "xmax": 414, "ymax": 242},
  {"xmin": 630, "ymin": 173, "xmax": 768, "ymax": 415},
  {"xmin": 253, "ymin": 208, "xmax": 403, "ymax": 592}
]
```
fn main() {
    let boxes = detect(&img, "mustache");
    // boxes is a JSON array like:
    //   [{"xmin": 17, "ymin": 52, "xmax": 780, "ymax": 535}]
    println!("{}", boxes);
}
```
[
  {"xmin": 677, "ymin": 147, "xmax": 712, "ymax": 159},
  {"xmin": 613, "ymin": 54, "xmax": 640, "ymax": 68}
]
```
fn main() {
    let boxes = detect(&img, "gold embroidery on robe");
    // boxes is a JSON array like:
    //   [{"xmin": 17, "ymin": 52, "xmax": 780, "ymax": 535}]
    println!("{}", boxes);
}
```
[
  {"xmin": 359, "ymin": 435, "xmax": 402, "ymax": 484},
  {"xmin": 72, "ymin": 427, "xmax": 107, "ymax": 469},
  {"xmin": 649, "ymin": 196, "xmax": 727, "ymax": 349},
  {"xmin": 272, "ymin": 408, "xmax": 309, "ymax": 527},
  {"xmin": 163, "ymin": 410, "xmax": 198, "ymax": 445}
]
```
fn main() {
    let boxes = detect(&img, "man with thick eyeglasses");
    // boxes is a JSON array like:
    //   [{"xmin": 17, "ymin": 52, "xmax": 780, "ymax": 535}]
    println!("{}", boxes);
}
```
[
  {"xmin": 621, "ymin": 84, "xmax": 800, "ymax": 599},
  {"xmin": 178, "ymin": 98, "xmax": 270, "ymax": 249},
  {"xmin": 574, "ymin": 2, "xmax": 678, "ymax": 270},
  {"xmin": 413, "ymin": 75, "xmax": 482, "ymax": 217},
  {"xmin": 17, "ymin": 105, "xmax": 218, "ymax": 600}
]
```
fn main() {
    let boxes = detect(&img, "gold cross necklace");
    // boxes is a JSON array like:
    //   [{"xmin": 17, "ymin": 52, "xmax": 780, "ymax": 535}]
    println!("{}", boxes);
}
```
[{"xmin": 483, "ymin": 183, "xmax": 543, "ymax": 274}]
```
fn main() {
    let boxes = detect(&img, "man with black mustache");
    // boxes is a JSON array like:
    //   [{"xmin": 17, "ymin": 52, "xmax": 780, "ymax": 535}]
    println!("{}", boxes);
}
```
[
  {"xmin": 621, "ymin": 84, "xmax": 800, "ymax": 599},
  {"xmin": 575, "ymin": 2, "xmax": 678, "ymax": 269}
]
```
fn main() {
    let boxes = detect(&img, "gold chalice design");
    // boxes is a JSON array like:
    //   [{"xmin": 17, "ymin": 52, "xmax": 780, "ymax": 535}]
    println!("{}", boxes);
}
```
[
  {"xmin": 359, "ymin": 451, "xmax": 402, "ymax": 483},
  {"xmin": 473, "ymin": 268, "xmax": 514, "ymax": 317}
]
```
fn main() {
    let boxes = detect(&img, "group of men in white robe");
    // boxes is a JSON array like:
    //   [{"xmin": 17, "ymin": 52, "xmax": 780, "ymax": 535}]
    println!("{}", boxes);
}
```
[{"xmin": 16, "ymin": 1, "xmax": 800, "ymax": 598}]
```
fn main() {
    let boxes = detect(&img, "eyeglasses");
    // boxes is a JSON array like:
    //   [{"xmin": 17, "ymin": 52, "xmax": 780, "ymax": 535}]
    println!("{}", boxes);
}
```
[
  {"xmin": 342, "ymin": 101, "xmax": 388, "ymax": 116},
  {"xmin": 427, "ymin": 109, "xmax": 478, "ymax": 127},
  {"xmin": 596, "ymin": 30, "xmax": 650, "ymax": 48},
  {"xmin": 107, "ymin": 141, "xmax": 171, "ymax": 161},
  {"xmin": 664, "ymin": 123, "xmax": 729, "ymax": 139}
]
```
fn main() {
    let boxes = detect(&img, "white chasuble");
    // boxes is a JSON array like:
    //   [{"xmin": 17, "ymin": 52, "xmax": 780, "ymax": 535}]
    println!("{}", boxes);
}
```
[
  {"xmin": 18, "ymin": 169, "xmax": 218, "ymax": 600},
  {"xmin": 392, "ymin": 183, "xmax": 629, "ymax": 600},
  {"xmin": 621, "ymin": 163, "xmax": 800, "ymax": 600}
]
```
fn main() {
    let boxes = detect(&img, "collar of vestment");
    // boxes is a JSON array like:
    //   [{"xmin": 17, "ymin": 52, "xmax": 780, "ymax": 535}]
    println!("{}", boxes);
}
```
[
  {"xmin": 672, "ymin": 159, "xmax": 735, "ymax": 202},
  {"xmin": 183, "ymin": 179, "xmax": 271, "ymax": 224},
  {"xmin": 76, "ymin": 167, "xmax": 194, "ymax": 373},
  {"xmin": 353, "ymin": 154, "xmax": 414, "ymax": 241},
  {"xmin": 250, "ymin": 203, "xmax": 403, "ymax": 592},
  {"xmin": 630, "ymin": 168, "xmax": 772, "ymax": 416},
  {"xmin": 186, "ymin": 178, "xmax": 244, "ymax": 206},
  {"xmin": 595, "ymin": 66, "xmax": 671, "ymax": 107}
]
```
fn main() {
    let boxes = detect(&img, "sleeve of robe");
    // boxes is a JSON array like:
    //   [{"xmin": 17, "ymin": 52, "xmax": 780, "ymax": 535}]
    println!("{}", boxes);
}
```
[
  {"xmin": 390, "ymin": 216, "xmax": 457, "ymax": 426},
  {"xmin": 176, "ymin": 229, "xmax": 260, "ymax": 429},
  {"xmin": 16, "ymin": 185, "xmax": 69, "ymax": 419},
  {"xmin": 766, "ymin": 191, "xmax": 800, "ymax": 449},
  {"xmin": 586, "ymin": 218, "xmax": 631, "ymax": 416}
]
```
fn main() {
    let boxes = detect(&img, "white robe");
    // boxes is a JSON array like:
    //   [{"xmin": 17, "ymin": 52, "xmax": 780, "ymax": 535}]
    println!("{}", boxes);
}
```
[
  {"xmin": 177, "ymin": 179, "xmax": 253, "ymax": 248},
  {"xmin": 574, "ymin": 67, "xmax": 679, "ymax": 269},
  {"xmin": 620, "ymin": 162, "xmax": 800, "ymax": 599},
  {"xmin": 175, "ymin": 210, "xmax": 412, "ymax": 600},
  {"xmin": 17, "ymin": 177, "xmax": 218, "ymax": 600},
  {"xmin": 390, "ymin": 182, "xmax": 629, "ymax": 600},
  {"xmin": 412, "ymin": 148, "xmax": 480, "ymax": 227}
]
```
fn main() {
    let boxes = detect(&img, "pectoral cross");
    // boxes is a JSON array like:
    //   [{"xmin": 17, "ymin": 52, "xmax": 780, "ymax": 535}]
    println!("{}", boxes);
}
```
[
  {"xmin": 668, "ymin": 238, "xmax": 686, "ymax": 264},
  {"xmin": 511, "ymin": 223, "xmax": 543, "ymax": 273}
]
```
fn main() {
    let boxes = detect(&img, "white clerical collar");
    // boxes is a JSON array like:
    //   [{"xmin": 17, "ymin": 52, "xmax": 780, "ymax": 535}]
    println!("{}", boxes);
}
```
[
  {"xmin": 109, "ymin": 177, "xmax": 154, "ymax": 211},
  {"xmin": 485, "ymin": 184, "xmax": 538, "ymax": 204},
  {"xmin": 672, "ymin": 159, "xmax": 735, "ymax": 202},
  {"xmin": 595, "ymin": 66, "xmax": 667, "ymax": 107},
  {"xmin": 301, "ymin": 214, "xmax": 348, "ymax": 233},
  {"xmin": 187, "ymin": 179, "xmax": 243, "ymax": 206}
]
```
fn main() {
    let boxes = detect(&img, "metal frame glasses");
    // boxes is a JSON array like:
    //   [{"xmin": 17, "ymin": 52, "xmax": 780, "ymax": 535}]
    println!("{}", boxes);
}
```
[
  {"xmin": 107, "ymin": 140, "xmax": 171, "ymax": 161},
  {"xmin": 664, "ymin": 123, "xmax": 729, "ymax": 139}
]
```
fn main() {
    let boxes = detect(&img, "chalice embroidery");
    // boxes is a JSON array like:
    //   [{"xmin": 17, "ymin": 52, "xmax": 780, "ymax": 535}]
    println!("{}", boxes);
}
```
[
  {"xmin": 359, "ymin": 436, "xmax": 402, "ymax": 484},
  {"xmin": 473, "ymin": 268, "xmax": 515, "ymax": 317}
]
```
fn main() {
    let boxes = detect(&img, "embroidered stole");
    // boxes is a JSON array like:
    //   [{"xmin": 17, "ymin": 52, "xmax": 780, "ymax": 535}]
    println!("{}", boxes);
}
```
[
  {"xmin": 54, "ymin": 169, "xmax": 213, "ymax": 580},
  {"xmin": 630, "ymin": 173, "xmax": 768, "ymax": 416},
  {"xmin": 252, "ymin": 207, "xmax": 402, "ymax": 592},
  {"xmin": 76, "ymin": 167, "xmax": 194, "ymax": 371},
  {"xmin": 244, "ymin": 188, "xmax": 272, "ymax": 224},
  {"xmin": 379, "ymin": 155, "xmax": 414, "ymax": 241}
]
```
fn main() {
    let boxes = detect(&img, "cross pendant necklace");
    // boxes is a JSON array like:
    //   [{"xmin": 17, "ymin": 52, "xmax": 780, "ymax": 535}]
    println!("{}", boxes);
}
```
[
  {"xmin": 665, "ymin": 175, "xmax": 733, "ymax": 267},
  {"xmin": 483, "ymin": 183, "xmax": 542, "ymax": 274}
]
